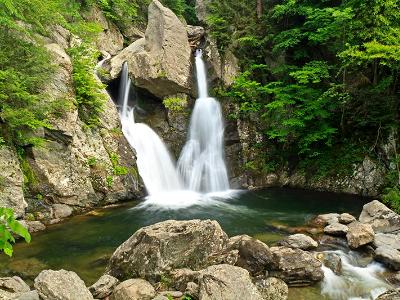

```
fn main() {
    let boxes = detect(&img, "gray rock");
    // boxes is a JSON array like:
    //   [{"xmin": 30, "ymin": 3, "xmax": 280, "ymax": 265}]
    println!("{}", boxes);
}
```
[
  {"xmin": 160, "ymin": 291, "xmax": 183, "ymax": 298},
  {"xmin": 375, "ymin": 246, "xmax": 400, "ymax": 270},
  {"xmin": 170, "ymin": 268, "xmax": 200, "ymax": 292},
  {"xmin": 110, "ymin": 279, "xmax": 155, "ymax": 300},
  {"xmin": 277, "ymin": 234, "xmax": 318, "ymax": 250},
  {"xmin": 89, "ymin": 274, "xmax": 119, "ymax": 299},
  {"xmin": 227, "ymin": 235, "xmax": 272, "ymax": 275},
  {"xmin": 376, "ymin": 288, "xmax": 400, "ymax": 300},
  {"xmin": 198, "ymin": 264, "xmax": 264, "ymax": 300},
  {"xmin": 0, "ymin": 276, "xmax": 30, "ymax": 293},
  {"xmin": 253, "ymin": 277, "xmax": 288, "ymax": 300},
  {"xmin": 0, "ymin": 147, "xmax": 27, "ymax": 218},
  {"xmin": 317, "ymin": 252, "xmax": 342, "ymax": 275},
  {"xmin": 339, "ymin": 213, "xmax": 356, "ymax": 224},
  {"xmin": 24, "ymin": 221, "xmax": 46, "ymax": 233},
  {"xmin": 16, "ymin": 290, "xmax": 40, "ymax": 300},
  {"xmin": 324, "ymin": 223, "xmax": 349, "ymax": 236},
  {"xmin": 269, "ymin": 246, "xmax": 324, "ymax": 286},
  {"xmin": 346, "ymin": 221, "xmax": 375, "ymax": 249},
  {"xmin": 152, "ymin": 296, "xmax": 169, "ymax": 300},
  {"xmin": 359, "ymin": 200, "xmax": 400, "ymax": 234},
  {"xmin": 195, "ymin": 0, "xmax": 210, "ymax": 22},
  {"xmin": 374, "ymin": 233, "xmax": 400, "ymax": 250},
  {"xmin": 34, "ymin": 269, "xmax": 93, "ymax": 300},
  {"xmin": 110, "ymin": 0, "xmax": 192, "ymax": 98},
  {"xmin": 52, "ymin": 204, "xmax": 72, "ymax": 219},
  {"xmin": 222, "ymin": 50, "xmax": 240, "ymax": 87},
  {"xmin": 107, "ymin": 220, "xmax": 228, "ymax": 281}
]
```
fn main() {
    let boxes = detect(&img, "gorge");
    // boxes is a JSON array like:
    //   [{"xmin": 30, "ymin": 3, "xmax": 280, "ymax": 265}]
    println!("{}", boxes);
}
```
[{"xmin": 0, "ymin": 0, "xmax": 399, "ymax": 299}]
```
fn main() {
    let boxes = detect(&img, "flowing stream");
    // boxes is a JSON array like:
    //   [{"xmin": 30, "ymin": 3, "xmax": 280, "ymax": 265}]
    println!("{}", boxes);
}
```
[{"xmin": 118, "ymin": 50, "xmax": 232, "ymax": 206}]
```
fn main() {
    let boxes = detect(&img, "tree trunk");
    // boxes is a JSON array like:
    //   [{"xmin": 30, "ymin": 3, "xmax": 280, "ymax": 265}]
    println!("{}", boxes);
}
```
[{"xmin": 257, "ymin": 0, "xmax": 263, "ymax": 19}]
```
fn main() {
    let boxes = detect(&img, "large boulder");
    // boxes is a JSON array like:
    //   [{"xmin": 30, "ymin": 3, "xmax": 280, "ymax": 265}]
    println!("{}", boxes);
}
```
[
  {"xmin": 0, "ymin": 147, "xmax": 27, "ymax": 217},
  {"xmin": 346, "ymin": 221, "xmax": 374, "ymax": 249},
  {"xmin": 324, "ymin": 223, "xmax": 349, "ymax": 236},
  {"xmin": 110, "ymin": 0, "xmax": 192, "ymax": 98},
  {"xmin": 359, "ymin": 200, "xmax": 400, "ymax": 234},
  {"xmin": 107, "ymin": 220, "xmax": 228, "ymax": 281},
  {"xmin": 374, "ymin": 233, "xmax": 400, "ymax": 250},
  {"xmin": 109, "ymin": 279, "xmax": 155, "ymax": 300},
  {"xmin": 227, "ymin": 235, "xmax": 272, "ymax": 275},
  {"xmin": 376, "ymin": 288, "xmax": 400, "ymax": 300},
  {"xmin": 375, "ymin": 246, "xmax": 400, "ymax": 270},
  {"xmin": 198, "ymin": 264, "xmax": 264, "ymax": 300},
  {"xmin": 277, "ymin": 234, "xmax": 318, "ymax": 250},
  {"xmin": 269, "ymin": 247, "xmax": 324, "ymax": 286},
  {"xmin": 253, "ymin": 277, "xmax": 288, "ymax": 300},
  {"xmin": 34, "ymin": 269, "xmax": 93, "ymax": 300}
]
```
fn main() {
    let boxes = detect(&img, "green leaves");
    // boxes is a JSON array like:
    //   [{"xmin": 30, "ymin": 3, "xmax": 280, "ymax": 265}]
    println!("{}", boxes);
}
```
[{"xmin": 0, "ymin": 207, "xmax": 31, "ymax": 257}]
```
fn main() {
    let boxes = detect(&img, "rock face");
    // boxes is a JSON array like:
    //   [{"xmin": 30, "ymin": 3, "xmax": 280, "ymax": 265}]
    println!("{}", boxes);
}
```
[
  {"xmin": 89, "ymin": 274, "xmax": 119, "ymax": 299},
  {"xmin": 375, "ymin": 246, "xmax": 400, "ymax": 270},
  {"xmin": 254, "ymin": 277, "xmax": 289, "ymax": 300},
  {"xmin": 346, "ymin": 221, "xmax": 374, "ymax": 249},
  {"xmin": 110, "ymin": 0, "xmax": 192, "ymax": 98},
  {"xmin": 277, "ymin": 234, "xmax": 318, "ymax": 250},
  {"xmin": 374, "ymin": 233, "xmax": 400, "ymax": 250},
  {"xmin": 227, "ymin": 235, "xmax": 272, "ymax": 275},
  {"xmin": 107, "ymin": 220, "xmax": 228, "ymax": 280},
  {"xmin": 269, "ymin": 247, "xmax": 324, "ymax": 286},
  {"xmin": 198, "ymin": 264, "xmax": 264, "ymax": 300},
  {"xmin": 0, "ymin": 147, "xmax": 27, "ymax": 217},
  {"xmin": 109, "ymin": 279, "xmax": 155, "ymax": 300},
  {"xmin": 359, "ymin": 200, "xmax": 400, "ymax": 234},
  {"xmin": 34, "ymin": 269, "xmax": 93, "ymax": 300}
]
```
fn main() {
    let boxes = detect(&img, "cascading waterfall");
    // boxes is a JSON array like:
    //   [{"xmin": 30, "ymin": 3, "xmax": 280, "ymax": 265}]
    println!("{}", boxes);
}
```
[
  {"xmin": 177, "ymin": 49, "xmax": 230, "ymax": 193},
  {"xmin": 118, "ymin": 62, "xmax": 184, "ymax": 196}
]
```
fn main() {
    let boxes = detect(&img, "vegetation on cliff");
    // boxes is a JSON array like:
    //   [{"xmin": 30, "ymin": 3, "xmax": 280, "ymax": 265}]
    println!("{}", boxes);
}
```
[{"xmin": 207, "ymin": 0, "xmax": 400, "ymax": 207}]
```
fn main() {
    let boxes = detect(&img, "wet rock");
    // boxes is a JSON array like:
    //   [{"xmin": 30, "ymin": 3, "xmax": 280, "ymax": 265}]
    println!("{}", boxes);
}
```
[
  {"xmin": 110, "ymin": 0, "xmax": 192, "ymax": 98},
  {"xmin": 316, "ymin": 252, "xmax": 342, "ymax": 274},
  {"xmin": 0, "ymin": 147, "xmax": 27, "ymax": 218},
  {"xmin": 346, "ymin": 221, "xmax": 374, "ymax": 249},
  {"xmin": 198, "ymin": 264, "xmax": 264, "ymax": 300},
  {"xmin": 339, "ymin": 213, "xmax": 356, "ymax": 224},
  {"xmin": 110, "ymin": 279, "xmax": 155, "ymax": 300},
  {"xmin": 277, "ymin": 234, "xmax": 318, "ymax": 250},
  {"xmin": 359, "ymin": 200, "xmax": 400, "ymax": 234},
  {"xmin": 89, "ymin": 274, "xmax": 119, "ymax": 299},
  {"xmin": 374, "ymin": 233, "xmax": 400, "ymax": 250},
  {"xmin": 34, "ymin": 269, "xmax": 93, "ymax": 300},
  {"xmin": 376, "ymin": 288, "xmax": 400, "ymax": 300},
  {"xmin": 375, "ymin": 246, "xmax": 400, "ymax": 270},
  {"xmin": 227, "ymin": 235, "xmax": 272, "ymax": 275},
  {"xmin": 0, "ymin": 276, "xmax": 30, "ymax": 293},
  {"xmin": 187, "ymin": 25, "xmax": 205, "ymax": 47},
  {"xmin": 107, "ymin": 220, "xmax": 228, "ymax": 281},
  {"xmin": 310, "ymin": 213, "xmax": 339, "ymax": 227},
  {"xmin": 318, "ymin": 235, "xmax": 349, "ymax": 249},
  {"xmin": 269, "ymin": 247, "xmax": 324, "ymax": 286},
  {"xmin": 324, "ymin": 223, "xmax": 348, "ymax": 236},
  {"xmin": 253, "ymin": 277, "xmax": 288, "ymax": 300},
  {"xmin": 52, "ymin": 204, "xmax": 72, "ymax": 219}
]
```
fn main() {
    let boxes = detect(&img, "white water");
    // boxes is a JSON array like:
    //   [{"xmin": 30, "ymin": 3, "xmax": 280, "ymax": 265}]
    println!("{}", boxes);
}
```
[
  {"xmin": 117, "ymin": 52, "xmax": 232, "ymax": 206},
  {"xmin": 321, "ymin": 250, "xmax": 390, "ymax": 300},
  {"xmin": 177, "ymin": 50, "xmax": 230, "ymax": 193}
]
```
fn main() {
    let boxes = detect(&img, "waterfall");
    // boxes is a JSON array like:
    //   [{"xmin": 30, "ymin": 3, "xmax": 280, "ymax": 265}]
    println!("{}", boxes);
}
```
[
  {"xmin": 118, "ymin": 63, "xmax": 183, "ymax": 196},
  {"xmin": 117, "ymin": 50, "xmax": 231, "ymax": 206},
  {"xmin": 177, "ymin": 50, "xmax": 230, "ymax": 193}
]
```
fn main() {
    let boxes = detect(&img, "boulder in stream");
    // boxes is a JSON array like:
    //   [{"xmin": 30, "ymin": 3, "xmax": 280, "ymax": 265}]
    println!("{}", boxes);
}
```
[
  {"xmin": 277, "ymin": 234, "xmax": 318, "ymax": 250},
  {"xmin": 0, "ymin": 276, "xmax": 30, "ymax": 293},
  {"xmin": 359, "ymin": 200, "xmax": 400, "ymax": 234},
  {"xmin": 376, "ymin": 288, "xmax": 400, "ymax": 300},
  {"xmin": 89, "ymin": 274, "xmax": 119, "ymax": 299},
  {"xmin": 106, "ymin": 219, "xmax": 228, "ymax": 281},
  {"xmin": 346, "ymin": 221, "xmax": 374, "ymax": 249},
  {"xmin": 324, "ymin": 223, "xmax": 349, "ymax": 236},
  {"xmin": 253, "ymin": 277, "xmax": 288, "ymax": 300},
  {"xmin": 109, "ymin": 279, "xmax": 156, "ymax": 300},
  {"xmin": 375, "ymin": 246, "xmax": 400, "ymax": 270}
]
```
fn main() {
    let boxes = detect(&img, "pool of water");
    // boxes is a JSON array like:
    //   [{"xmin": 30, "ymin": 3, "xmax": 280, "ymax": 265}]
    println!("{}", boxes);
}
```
[{"xmin": 0, "ymin": 188, "xmax": 368, "ymax": 297}]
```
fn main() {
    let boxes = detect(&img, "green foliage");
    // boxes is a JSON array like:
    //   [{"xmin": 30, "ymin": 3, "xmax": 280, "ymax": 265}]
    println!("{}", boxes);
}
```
[
  {"xmin": 0, "ymin": 208, "xmax": 31, "ymax": 257},
  {"xmin": 87, "ymin": 157, "xmax": 98, "ymax": 167},
  {"xmin": 163, "ymin": 97, "xmax": 187, "ymax": 112},
  {"xmin": 69, "ymin": 43, "xmax": 107, "ymax": 128},
  {"xmin": 106, "ymin": 175, "xmax": 113, "ymax": 188},
  {"xmin": 383, "ymin": 187, "xmax": 400, "ymax": 213},
  {"xmin": 109, "ymin": 153, "xmax": 128, "ymax": 176}
]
